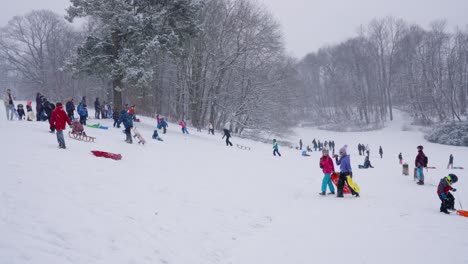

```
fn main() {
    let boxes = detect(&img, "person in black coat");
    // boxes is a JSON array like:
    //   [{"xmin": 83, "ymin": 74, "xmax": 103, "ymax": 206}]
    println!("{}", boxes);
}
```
[
  {"xmin": 94, "ymin": 97, "xmax": 101, "ymax": 119},
  {"xmin": 43, "ymin": 99, "xmax": 56, "ymax": 132},
  {"xmin": 35, "ymin": 93, "xmax": 45, "ymax": 121},
  {"xmin": 222, "ymin": 128, "xmax": 233, "ymax": 146},
  {"xmin": 65, "ymin": 98, "xmax": 75, "ymax": 120}
]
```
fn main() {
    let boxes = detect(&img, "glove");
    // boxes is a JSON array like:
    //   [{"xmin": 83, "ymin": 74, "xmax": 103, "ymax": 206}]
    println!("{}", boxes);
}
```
[
  {"xmin": 320, "ymin": 166, "xmax": 324, "ymax": 169},
  {"xmin": 440, "ymin": 193, "xmax": 447, "ymax": 200},
  {"xmin": 452, "ymin": 188, "xmax": 457, "ymax": 192}
]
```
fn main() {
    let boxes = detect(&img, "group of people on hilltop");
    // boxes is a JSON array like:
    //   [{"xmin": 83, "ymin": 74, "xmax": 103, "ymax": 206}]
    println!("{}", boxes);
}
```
[
  {"xmin": 309, "ymin": 139, "xmax": 335, "ymax": 153},
  {"xmin": 357, "ymin": 143, "xmax": 370, "ymax": 156}
]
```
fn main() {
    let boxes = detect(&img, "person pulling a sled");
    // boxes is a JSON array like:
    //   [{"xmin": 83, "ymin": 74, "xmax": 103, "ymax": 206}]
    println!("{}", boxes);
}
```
[
  {"xmin": 437, "ymin": 174, "xmax": 458, "ymax": 214},
  {"xmin": 334, "ymin": 145, "xmax": 359, "ymax": 197},
  {"xmin": 50, "ymin": 102, "xmax": 72, "ymax": 149}
]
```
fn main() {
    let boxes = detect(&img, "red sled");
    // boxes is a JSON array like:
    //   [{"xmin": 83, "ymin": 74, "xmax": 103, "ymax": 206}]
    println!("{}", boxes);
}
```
[
  {"xmin": 330, "ymin": 173, "xmax": 351, "ymax": 194},
  {"xmin": 91, "ymin": 150, "xmax": 122, "ymax": 160}
]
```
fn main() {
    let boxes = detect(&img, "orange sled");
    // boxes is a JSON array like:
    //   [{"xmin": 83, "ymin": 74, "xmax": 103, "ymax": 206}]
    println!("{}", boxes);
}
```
[
  {"xmin": 457, "ymin": 210, "xmax": 468, "ymax": 217},
  {"xmin": 330, "ymin": 173, "xmax": 351, "ymax": 194}
]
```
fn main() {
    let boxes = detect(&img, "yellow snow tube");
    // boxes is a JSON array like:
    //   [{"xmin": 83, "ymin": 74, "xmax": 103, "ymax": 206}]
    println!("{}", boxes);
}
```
[{"xmin": 347, "ymin": 176, "xmax": 361, "ymax": 193}]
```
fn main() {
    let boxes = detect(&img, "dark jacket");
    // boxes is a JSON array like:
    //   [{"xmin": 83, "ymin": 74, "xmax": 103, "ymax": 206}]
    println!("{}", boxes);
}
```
[
  {"xmin": 222, "ymin": 129, "xmax": 231, "ymax": 138},
  {"xmin": 437, "ymin": 177, "xmax": 453, "ymax": 196},
  {"xmin": 66, "ymin": 101, "xmax": 75, "ymax": 113},
  {"xmin": 415, "ymin": 150, "xmax": 427, "ymax": 168},
  {"xmin": 120, "ymin": 110, "xmax": 133, "ymax": 128}
]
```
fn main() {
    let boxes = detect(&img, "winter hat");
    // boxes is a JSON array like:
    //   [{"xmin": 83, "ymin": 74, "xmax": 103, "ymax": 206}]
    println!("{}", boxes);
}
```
[
  {"xmin": 322, "ymin": 149, "xmax": 329, "ymax": 154},
  {"xmin": 27, "ymin": 100, "xmax": 32, "ymax": 106},
  {"xmin": 417, "ymin": 145, "xmax": 424, "ymax": 150},
  {"xmin": 339, "ymin": 145, "xmax": 348, "ymax": 154},
  {"xmin": 56, "ymin": 102, "xmax": 63, "ymax": 107},
  {"xmin": 447, "ymin": 174, "xmax": 458, "ymax": 184}
]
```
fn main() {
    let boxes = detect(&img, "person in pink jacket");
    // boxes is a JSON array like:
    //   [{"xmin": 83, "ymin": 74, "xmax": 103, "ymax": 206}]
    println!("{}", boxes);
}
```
[
  {"xmin": 319, "ymin": 149, "xmax": 335, "ymax": 195},
  {"xmin": 179, "ymin": 120, "xmax": 189, "ymax": 134}
]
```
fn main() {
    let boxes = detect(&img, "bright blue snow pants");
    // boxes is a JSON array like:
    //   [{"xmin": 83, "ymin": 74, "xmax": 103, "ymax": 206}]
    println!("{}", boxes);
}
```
[
  {"xmin": 321, "ymin": 173, "xmax": 335, "ymax": 193},
  {"xmin": 417, "ymin": 167, "xmax": 424, "ymax": 182}
]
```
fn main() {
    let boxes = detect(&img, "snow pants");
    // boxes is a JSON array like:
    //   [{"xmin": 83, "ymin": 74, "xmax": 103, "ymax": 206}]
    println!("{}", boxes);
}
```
[
  {"xmin": 125, "ymin": 127, "xmax": 132, "ymax": 143},
  {"xmin": 337, "ymin": 172, "xmax": 357, "ymax": 197},
  {"xmin": 56, "ymin": 130, "xmax": 65, "ymax": 147},
  {"xmin": 225, "ymin": 136, "xmax": 232, "ymax": 146},
  {"xmin": 321, "ymin": 173, "xmax": 335, "ymax": 193},
  {"xmin": 439, "ymin": 192, "xmax": 455, "ymax": 212},
  {"xmin": 417, "ymin": 167, "xmax": 424, "ymax": 183}
]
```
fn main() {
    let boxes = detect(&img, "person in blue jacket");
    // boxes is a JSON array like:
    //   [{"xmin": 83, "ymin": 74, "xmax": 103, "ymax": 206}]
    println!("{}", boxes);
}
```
[
  {"xmin": 77, "ymin": 103, "xmax": 88, "ymax": 125},
  {"xmin": 159, "ymin": 117, "xmax": 168, "ymax": 134},
  {"xmin": 119, "ymin": 109, "xmax": 133, "ymax": 143},
  {"xmin": 334, "ymin": 145, "xmax": 359, "ymax": 197}
]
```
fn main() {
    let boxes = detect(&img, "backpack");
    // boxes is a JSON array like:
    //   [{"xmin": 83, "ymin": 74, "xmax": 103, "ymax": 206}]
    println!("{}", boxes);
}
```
[{"xmin": 423, "ymin": 155, "xmax": 428, "ymax": 167}]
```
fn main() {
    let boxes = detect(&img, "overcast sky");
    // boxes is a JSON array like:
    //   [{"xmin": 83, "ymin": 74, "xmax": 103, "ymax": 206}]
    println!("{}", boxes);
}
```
[{"xmin": 2, "ymin": 0, "xmax": 468, "ymax": 58}]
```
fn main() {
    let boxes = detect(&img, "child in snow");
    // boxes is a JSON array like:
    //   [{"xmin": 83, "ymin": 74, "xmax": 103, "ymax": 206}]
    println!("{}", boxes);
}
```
[
  {"xmin": 26, "ymin": 101, "xmax": 34, "ymax": 121},
  {"xmin": 120, "ymin": 109, "xmax": 133, "ymax": 143},
  {"xmin": 398, "ymin": 152, "xmax": 403, "ymax": 165},
  {"xmin": 112, "ymin": 109, "xmax": 120, "ymax": 128},
  {"xmin": 358, "ymin": 156, "xmax": 374, "ymax": 169},
  {"xmin": 71, "ymin": 119, "xmax": 86, "ymax": 136},
  {"xmin": 208, "ymin": 122, "xmax": 215, "ymax": 135},
  {"xmin": 179, "ymin": 120, "xmax": 189, "ymax": 134},
  {"xmin": 415, "ymin": 145, "xmax": 428, "ymax": 185},
  {"xmin": 437, "ymin": 174, "xmax": 458, "ymax": 214},
  {"xmin": 159, "ymin": 118, "xmax": 168, "ymax": 134},
  {"xmin": 334, "ymin": 145, "xmax": 359, "ymax": 197},
  {"xmin": 447, "ymin": 154, "xmax": 453, "ymax": 169},
  {"xmin": 17, "ymin": 104, "xmax": 25, "ymax": 120},
  {"xmin": 152, "ymin": 130, "xmax": 163, "ymax": 141},
  {"xmin": 77, "ymin": 103, "xmax": 88, "ymax": 125},
  {"xmin": 319, "ymin": 149, "xmax": 335, "ymax": 195},
  {"xmin": 273, "ymin": 139, "xmax": 281, "ymax": 157},
  {"xmin": 50, "ymin": 102, "xmax": 72, "ymax": 149},
  {"xmin": 301, "ymin": 150, "xmax": 310, "ymax": 157}
]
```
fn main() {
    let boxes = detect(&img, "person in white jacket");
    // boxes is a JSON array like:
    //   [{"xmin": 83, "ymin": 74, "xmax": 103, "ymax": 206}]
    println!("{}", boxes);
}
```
[{"xmin": 3, "ymin": 89, "xmax": 15, "ymax": 120}]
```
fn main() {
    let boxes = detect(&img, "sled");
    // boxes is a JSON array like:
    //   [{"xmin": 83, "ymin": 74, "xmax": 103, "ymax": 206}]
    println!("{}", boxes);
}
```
[
  {"xmin": 453, "ymin": 167, "xmax": 464, "ymax": 170},
  {"xmin": 132, "ymin": 127, "xmax": 146, "ymax": 145},
  {"xmin": 87, "ymin": 123, "xmax": 109, "ymax": 130},
  {"xmin": 426, "ymin": 166, "xmax": 437, "ymax": 169},
  {"xmin": 69, "ymin": 131, "xmax": 95, "ymax": 142},
  {"xmin": 91, "ymin": 150, "xmax": 122, "ymax": 160},
  {"xmin": 346, "ymin": 176, "xmax": 361, "ymax": 193},
  {"xmin": 457, "ymin": 210, "xmax": 468, "ymax": 217},
  {"xmin": 236, "ymin": 144, "xmax": 251, "ymax": 151},
  {"xmin": 330, "ymin": 173, "xmax": 351, "ymax": 194}
]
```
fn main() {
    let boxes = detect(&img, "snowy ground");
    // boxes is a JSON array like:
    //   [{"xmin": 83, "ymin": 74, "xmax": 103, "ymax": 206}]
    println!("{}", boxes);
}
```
[{"xmin": 1, "ymin": 103, "xmax": 468, "ymax": 264}]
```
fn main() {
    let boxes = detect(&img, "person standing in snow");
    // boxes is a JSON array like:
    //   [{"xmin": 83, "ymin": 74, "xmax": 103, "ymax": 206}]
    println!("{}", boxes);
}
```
[
  {"xmin": 120, "ymin": 108, "xmax": 133, "ymax": 143},
  {"xmin": 437, "ymin": 174, "xmax": 458, "ymax": 214},
  {"xmin": 358, "ymin": 144, "xmax": 362, "ymax": 156},
  {"xmin": 398, "ymin": 152, "xmax": 403, "ymax": 165},
  {"xmin": 299, "ymin": 139, "xmax": 303, "ymax": 150},
  {"xmin": 3, "ymin": 88, "xmax": 15, "ymax": 120},
  {"xmin": 65, "ymin": 97, "xmax": 75, "ymax": 121},
  {"xmin": 208, "ymin": 122, "xmax": 215, "ymax": 135},
  {"xmin": 77, "ymin": 103, "xmax": 88, "ymax": 125},
  {"xmin": 447, "ymin": 154, "xmax": 454, "ymax": 169},
  {"xmin": 179, "ymin": 120, "xmax": 189, "ymax": 134},
  {"xmin": 43, "ymin": 99, "xmax": 56, "ymax": 132},
  {"xmin": 379, "ymin": 146, "xmax": 383, "ymax": 159},
  {"xmin": 312, "ymin": 139, "xmax": 317, "ymax": 151},
  {"xmin": 26, "ymin": 100, "xmax": 34, "ymax": 121},
  {"xmin": 112, "ymin": 109, "xmax": 120, "ymax": 128},
  {"xmin": 50, "ymin": 102, "xmax": 72, "ymax": 149},
  {"xmin": 16, "ymin": 104, "xmax": 25, "ymax": 120},
  {"xmin": 273, "ymin": 139, "xmax": 281, "ymax": 157},
  {"xmin": 334, "ymin": 145, "xmax": 359, "ymax": 197},
  {"xmin": 365, "ymin": 145, "xmax": 370, "ymax": 157},
  {"xmin": 415, "ymin": 145, "xmax": 428, "ymax": 185},
  {"xmin": 94, "ymin": 97, "xmax": 101, "ymax": 119},
  {"xmin": 319, "ymin": 149, "xmax": 335, "ymax": 195},
  {"xmin": 222, "ymin": 128, "xmax": 233, "ymax": 146}
]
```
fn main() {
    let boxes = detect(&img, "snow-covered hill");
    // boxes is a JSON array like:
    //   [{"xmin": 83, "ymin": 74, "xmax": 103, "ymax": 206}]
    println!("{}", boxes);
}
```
[{"xmin": 1, "ymin": 104, "xmax": 468, "ymax": 264}]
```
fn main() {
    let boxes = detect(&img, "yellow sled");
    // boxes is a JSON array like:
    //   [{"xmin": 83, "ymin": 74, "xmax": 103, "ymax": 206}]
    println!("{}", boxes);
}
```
[{"xmin": 346, "ymin": 176, "xmax": 361, "ymax": 193}]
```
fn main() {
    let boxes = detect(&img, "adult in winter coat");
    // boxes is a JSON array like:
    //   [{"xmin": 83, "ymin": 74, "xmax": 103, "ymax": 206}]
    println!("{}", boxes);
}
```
[
  {"xmin": 415, "ymin": 145, "xmax": 428, "ymax": 185},
  {"xmin": 379, "ymin": 146, "xmax": 383, "ymax": 158},
  {"xmin": 77, "ymin": 103, "xmax": 88, "ymax": 125},
  {"xmin": 35, "ymin": 93, "xmax": 45, "ymax": 121},
  {"xmin": 16, "ymin": 104, "xmax": 25, "ymax": 120},
  {"xmin": 208, "ymin": 123, "xmax": 215, "ymax": 135},
  {"xmin": 222, "ymin": 128, "xmax": 233, "ymax": 146},
  {"xmin": 120, "ymin": 110, "xmax": 134, "ymax": 143},
  {"xmin": 65, "ymin": 98, "xmax": 75, "ymax": 120},
  {"xmin": 50, "ymin": 102, "xmax": 71, "ymax": 149},
  {"xmin": 273, "ymin": 139, "xmax": 281, "ymax": 157},
  {"xmin": 94, "ymin": 98, "xmax": 101, "ymax": 119},
  {"xmin": 447, "ymin": 154, "xmax": 454, "ymax": 169},
  {"xmin": 437, "ymin": 174, "xmax": 458, "ymax": 214},
  {"xmin": 43, "ymin": 99, "xmax": 56, "ymax": 132},
  {"xmin": 334, "ymin": 145, "xmax": 359, "ymax": 197},
  {"xmin": 319, "ymin": 149, "xmax": 335, "ymax": 195},
  {"xmin": 3, "ymin": 88, "xmax": 15, "ymax": 120}
]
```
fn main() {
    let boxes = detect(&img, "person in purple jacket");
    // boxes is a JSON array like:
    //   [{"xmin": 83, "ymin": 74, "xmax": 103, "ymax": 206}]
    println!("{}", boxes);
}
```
[{"xmin": 334, "ymin": 145, "xmax": 359, "ymax": 197}]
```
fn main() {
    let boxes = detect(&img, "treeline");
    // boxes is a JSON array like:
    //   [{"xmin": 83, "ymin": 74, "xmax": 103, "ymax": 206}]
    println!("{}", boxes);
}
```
[
  {"xmin": 295, "ymin": 17, "xmax": 468, "ymax": 128},
  {"xmin": 1, "ymin": 2, "xmax": 467, "ymax": 134}
]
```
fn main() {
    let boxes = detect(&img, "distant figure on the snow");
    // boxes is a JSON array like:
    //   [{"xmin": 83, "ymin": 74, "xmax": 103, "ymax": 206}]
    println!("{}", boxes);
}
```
[
  {"xmin": 3, "ymin": 88, "xmax": 15, "ymax": 120},
  {"xmin": 379, "ymin": 146, "xmax": 383, "ymax": 159},
  {"xmin": 77, "ymin": 103, "xmax": 88, "ymax": 125},
  {"xmin": 179, "ymin": 120, "xmax": 189, "ymax": 134},
  {"xmin": 66, "ymin": 98, "xmax": 75, "ymax": 121},
  {"xmin": 447, "ymin": 154, "xmax": 454, "ymax": 169},
  {"xmin": 222, "ymin": 128, "xmax": 233, "ymax": 146},
  {"xmin": 301, "ymin": 150, "xmax": 310, "ymax": 157},
  {"xmin": 273, "ymin": 139, "xmax": 281, "ymax": 157},
  {"xmin": 16, "ymin": 104, "xmax": 25, "ymax": 120},
  {"xmin": 94, "ymin": 97, "xmax": 101, "ymax": 119},
  {"xmin": 398, "ymin": 152, "xmax": 403, "ymax": 165},
  {"xmin": 208, "ymin": 122, "xmax": 215, "ymax": 135},
  {"xmin": 415, "ymin": 145, "xmax": 428, "ymax": 185},
  {"xmin": 26, "ymin": 101, "xmax": 34, "ymax": 121},
  {"xmin": 81, "ymin": 96, "xmax": 87, "ymax": 106},
  {"xmin": 366, "ymin": 145, "xmax": 370, "ymax": 157},
  {"xmin": 330, "ymin": 140, "xmax": 335, "ymax": 153},
  {"xmin": 358, "ymin": 156, "xmax": 374, "ymax": 169},
  {"xmin": 334, "ymin": 145, "xmax": 359, "ymax": 197},
  {"xmin": 36, "ymin": 93, "xmax": 44, "ymax": 121},
  {"xmin": 358, "ymin": 144, "xmax": 362, "ymax": 156},
  {"xmin": 312, "ymin": 139, "xmax": 317, "ymax": 151},
  {"xmin": 50, "ymin": 102, "xmax": 71, "ymax": 149},
  {"xmin": 152, "ymin": 129, "xmax": 163, "ymax": 141},
  {"xmin": 299, "ymin": 139, "xmax": 303, "ymax": 150},
  {"xmin": 159, "ymin": 118, "xmax": 168, "ymax": 134},
  {"xmin": 118, "ymin": 105, "xmax": 128, "ymax": 128},
  {"xmin": 112, "ymin": 109, "xmax": 120, "ymax": 128},
  {"xmin": 437, "ymin": 174, "xmax": 458, "ymax": 214},
  {"xmin": 120, "ymin": 108, "xmax": 134, "ymax": 144},
  {"xmin": 306, "ymin": 145, "xmax": 312, "ymax": 152},
  {"xmin": 319, "ymin": 149, "xmax": 335, "ymax": 195},
  {"xmin": 44, "ymin": 99, "xmax": 56, "ymax": 132},
  {"xmin": 101, "ymin": 102, "xmax": 108, "ymax": 119}
]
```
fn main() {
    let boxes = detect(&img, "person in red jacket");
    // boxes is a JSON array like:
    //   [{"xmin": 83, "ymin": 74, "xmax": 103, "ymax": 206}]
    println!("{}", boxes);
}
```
[
  {"xmin": 319, "ymin": 149, "xmax": 335, "ymax": 195},
  {"xmin": 50, "ymin": 102, "xmax": 72, "ymax": 149},
  {"xmin": 437, "ymin": 174, "xmax": 458, "ymax": 214}
]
